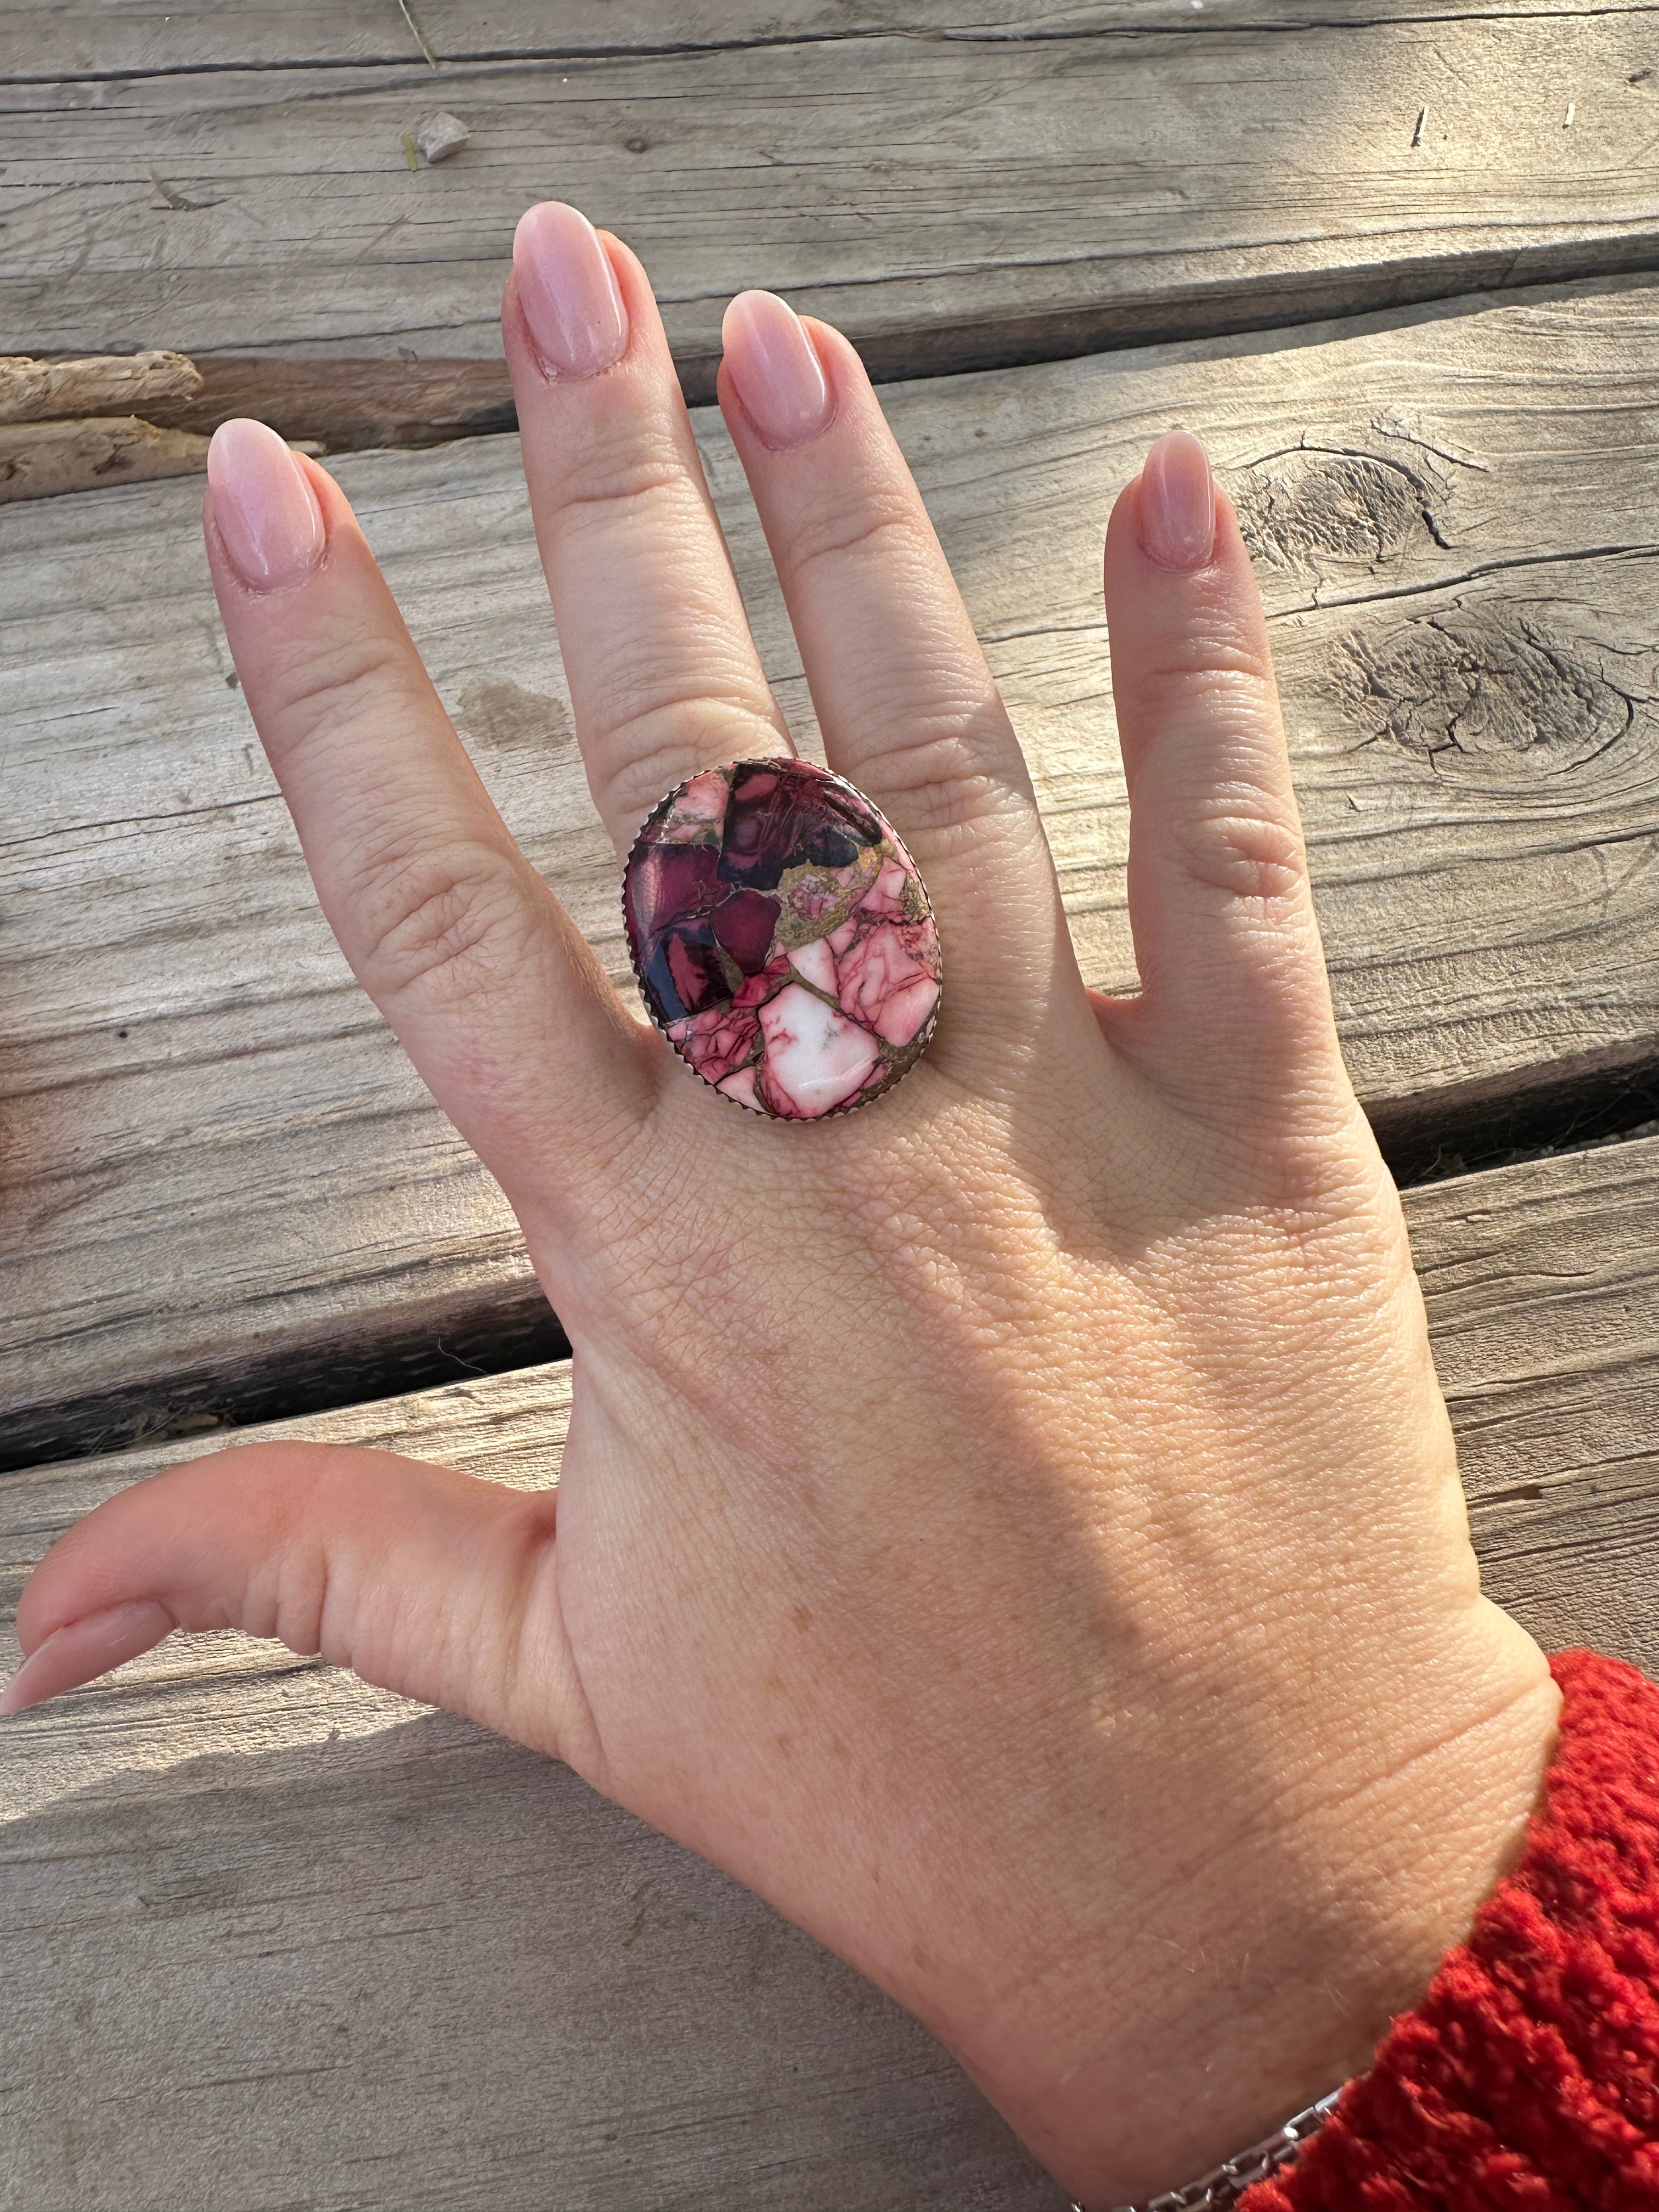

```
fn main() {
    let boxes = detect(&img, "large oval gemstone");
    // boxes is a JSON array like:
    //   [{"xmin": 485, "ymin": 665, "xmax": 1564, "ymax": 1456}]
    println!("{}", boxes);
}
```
[{"xmin": 623, "ymin": 758, "xmax": 942, "ymax": 1118}]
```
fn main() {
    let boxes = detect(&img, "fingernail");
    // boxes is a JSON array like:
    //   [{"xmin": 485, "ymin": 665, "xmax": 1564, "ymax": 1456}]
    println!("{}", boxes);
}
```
[
  {"xmin": 721, "ymin": 290, "xmax": 833, "ymax": 450},
  {"xmin": 1139, "ymin": 428, "xmax": 1216, "ymax": 572},
  {"xmin": 207, "ymin": 419, "xmax": 325, "ymax": 592},
  {"xmin": 513, "ymin": 201, "xmax": 629, "ymax": 381},
  {"xmin": 0, "ymin": 1600, "xmax": 173, "ymax": 1716}
]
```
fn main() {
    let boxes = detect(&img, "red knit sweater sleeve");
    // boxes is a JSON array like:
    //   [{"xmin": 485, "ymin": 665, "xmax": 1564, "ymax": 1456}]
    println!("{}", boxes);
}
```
[{"xmin": 1238, "ymin": 1650, "xmax": 1659, "ymax": 2210}]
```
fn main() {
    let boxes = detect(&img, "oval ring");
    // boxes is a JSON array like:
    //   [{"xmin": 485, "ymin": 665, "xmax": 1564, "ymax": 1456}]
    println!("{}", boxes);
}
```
[{"xmin": 623, "ymin": 757, "xmax": 942, "ymax": 1119}]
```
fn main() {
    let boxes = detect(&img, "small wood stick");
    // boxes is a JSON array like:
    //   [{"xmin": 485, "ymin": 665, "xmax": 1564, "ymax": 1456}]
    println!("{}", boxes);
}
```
[{"xmin": 0, "ymin": 351, "xmax": 202, "ymax": 425}]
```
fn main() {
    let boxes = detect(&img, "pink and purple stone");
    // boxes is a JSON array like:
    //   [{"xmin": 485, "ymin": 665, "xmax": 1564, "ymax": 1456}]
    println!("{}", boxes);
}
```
[{"xmin": 623, "ymin": 758, "xmax": 942, "ymax": 1118}]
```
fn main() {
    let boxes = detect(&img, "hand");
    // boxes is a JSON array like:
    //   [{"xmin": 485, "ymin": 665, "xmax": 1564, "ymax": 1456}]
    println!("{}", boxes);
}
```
[{"xmin": 3, "ymin": 204, "xmax": 1558, "ymax": 2207}]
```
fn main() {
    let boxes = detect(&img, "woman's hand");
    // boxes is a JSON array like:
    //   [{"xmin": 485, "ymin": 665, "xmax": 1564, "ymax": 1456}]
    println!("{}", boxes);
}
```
[{"xmin": 3, "ymin": 205, "xmax": 1558, "ymax": 2207}]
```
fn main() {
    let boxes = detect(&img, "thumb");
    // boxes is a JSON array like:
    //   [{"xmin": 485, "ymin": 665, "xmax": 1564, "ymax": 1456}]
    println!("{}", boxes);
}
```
[{"xmin": 0, "ymin": 1443, "xmax": 595, "ymax": 1767}]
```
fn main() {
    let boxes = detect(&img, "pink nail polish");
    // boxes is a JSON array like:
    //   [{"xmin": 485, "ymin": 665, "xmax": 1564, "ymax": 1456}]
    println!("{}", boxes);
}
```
[
  {"xmin": 721, "ymin": 290, "xmax": 833, "ymax": 450},
  {"xmin": 206, "ymin": 419, "xmax": 325, "ymax": 592},
  {"xmin": 1139, "ymin": 428, "xmax": 1216, "ymax": 572},
  {"xmin": 0, "ymin": 1599, "xmax": 173, "ymax": 1715},
  {"xmin": 512, "ymin": 202, "xmax": 629, "ymax": 381}
]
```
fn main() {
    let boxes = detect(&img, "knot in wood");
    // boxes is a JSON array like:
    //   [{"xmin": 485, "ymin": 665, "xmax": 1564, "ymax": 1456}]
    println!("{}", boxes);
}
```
[
  {"xmin": 1335, "ymin": 606, "xmax": 1643, "ymax": 780},
  {"xmin": 1234, "ymin": 445, "xmax": 1444, "ymax": 577}
]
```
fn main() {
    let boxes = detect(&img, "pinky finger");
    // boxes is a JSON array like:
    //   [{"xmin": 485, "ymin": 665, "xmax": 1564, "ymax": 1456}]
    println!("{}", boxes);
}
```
[{"xmin": 1101, "ymin": 431, "xmax": 1345, "ymax": 1114}]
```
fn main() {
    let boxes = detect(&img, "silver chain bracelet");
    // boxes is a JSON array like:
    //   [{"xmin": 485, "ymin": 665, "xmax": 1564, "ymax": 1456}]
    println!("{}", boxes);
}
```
[{"xmin": 1074, "ymin": 2086, "xmax": 1344, "ymax": 2212}]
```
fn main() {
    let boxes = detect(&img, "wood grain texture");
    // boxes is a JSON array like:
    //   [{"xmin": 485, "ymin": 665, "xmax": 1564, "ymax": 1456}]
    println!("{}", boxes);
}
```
[
  {"xmin": 7, "ymin": 0, "xmax": 1659, "ymax": 430},
  {"xmin": 7, "ymin": 278, "xmax": 1659, "ymax": 1464},
  {"xmin": 2, "ymin": 1129, "xmax": 1655, "ymax": 2209},
  {"xmin": 1414, "ymin": 1137, "xmax": 1659, "ymax": 1675}
]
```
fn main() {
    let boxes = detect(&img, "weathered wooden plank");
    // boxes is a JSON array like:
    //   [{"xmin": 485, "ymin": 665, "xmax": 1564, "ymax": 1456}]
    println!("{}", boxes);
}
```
[
  {"xmin": 1415, "ymin": 1137, "xmax": 1659, "ymax": 1673},
  {"xmin": 10, "ymin": 0, "xmax": 978, "ymax": 71},
  {"xmin": 5, "ymin": 1, "xmax": 1658, "ymax": 436},
  {"xmin": 7, "ymin": 278, "xmax": 1659, "ymax": 1465},
  {"xmin": 13, "ymin": 0, "xmax": 1649, "ymax": 81},
  {"xmin": 0, "ymin": 349, "xmax": 200, "ymax": 422},
  {"xmin": 2, "ymin": 1129, "xmax": 1653, "ymax": 2209}
]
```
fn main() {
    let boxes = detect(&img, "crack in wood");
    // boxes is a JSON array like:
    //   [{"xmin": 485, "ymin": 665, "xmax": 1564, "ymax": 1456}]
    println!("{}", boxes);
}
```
[
  {"xmin": 1265, "ymin": 537, "xmax": 1659, "ymax": 618},
  {"xmin": 1384, "ymin": 1059, "xmax": 1659, "ymax": 1185},
  {"xmin": 0, "ymin": 1283, "xmax": 571, "ymax": 1480}
]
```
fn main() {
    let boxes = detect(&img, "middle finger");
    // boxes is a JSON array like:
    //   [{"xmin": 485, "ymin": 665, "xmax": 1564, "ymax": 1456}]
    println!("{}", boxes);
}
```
[{"xmin": 504, "ymin": 204, "xmax": 792, "ymax": 855}]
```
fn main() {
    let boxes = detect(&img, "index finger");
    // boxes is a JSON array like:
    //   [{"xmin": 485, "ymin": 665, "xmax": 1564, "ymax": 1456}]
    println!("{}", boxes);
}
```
[{"xmin": 203, "ymin": 420, "xmax": 653, "ymax": 1213}]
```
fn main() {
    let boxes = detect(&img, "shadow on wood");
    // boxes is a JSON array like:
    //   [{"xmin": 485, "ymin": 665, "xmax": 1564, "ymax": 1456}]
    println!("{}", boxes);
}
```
[{"xmin": 0, "ymin": 1706, "xmax": 1062, "ymax": 2212}]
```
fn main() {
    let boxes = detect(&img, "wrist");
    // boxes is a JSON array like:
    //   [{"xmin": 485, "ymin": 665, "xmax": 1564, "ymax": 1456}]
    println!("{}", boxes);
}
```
[{"xmin": 924, "ymin": 1632, "xmax": 1561, "ymax": 2209}]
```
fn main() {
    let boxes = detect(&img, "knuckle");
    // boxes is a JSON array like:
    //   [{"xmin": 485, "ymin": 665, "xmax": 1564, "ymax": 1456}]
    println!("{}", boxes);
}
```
[
  {"xmin": 780, "ymin": 493, "xmax": 925, "ymax": 585},
  {"xmin": 346, "ymin": 838, "xmax": 541, "ymax": 1005},
  {"xmin": 218, "ymin": 1442, "xmax": 335, "ymax": 1650},
  {"xmin": 262, "ymin": 634, "xmax": 415, "ymax": 757},
  {"xmin": 854, "ymin": 705, "xmax": 1032, "ymax": 839},
  {"xmin": 1171, "ymin": 792, "xmax": 1307, "ymax": 905},
  {"xmin": 1118, "ymin": 646, "xmax": 1277, "ymax": 735},
  {"xmin": 593, "ymin": 696, "xmax": 785, "ymax": 836},
  {"xmin": 544, "ymin": 432, "xmax": 693, "ymax": 529}
]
